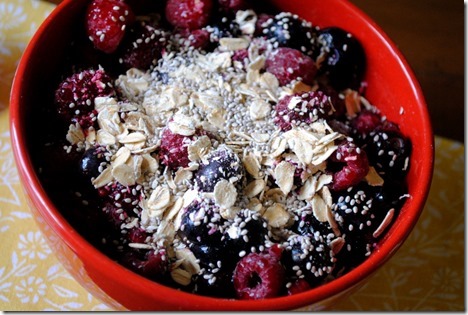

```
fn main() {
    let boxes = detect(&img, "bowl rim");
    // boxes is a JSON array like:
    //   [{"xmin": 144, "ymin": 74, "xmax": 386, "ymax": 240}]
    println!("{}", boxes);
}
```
[{"xmin": 9, "ymin": 0, "xmax": 434, "ymax": 310}]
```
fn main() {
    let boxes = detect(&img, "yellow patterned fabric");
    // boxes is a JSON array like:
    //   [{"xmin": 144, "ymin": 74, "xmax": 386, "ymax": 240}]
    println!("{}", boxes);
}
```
[{"xmin": 0, "ymin": 0, "xmax": 464, "ymax": 311}]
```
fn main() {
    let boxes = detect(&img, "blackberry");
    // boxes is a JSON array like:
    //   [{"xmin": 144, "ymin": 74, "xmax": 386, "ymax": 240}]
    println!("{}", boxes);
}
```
[
  {"xmin": 282, "ymin": 234, "xmax": 335, "ymax": 286},
  {"xmin": 365, "ymin": 129, "xmax": 411, "ymax": 180}
]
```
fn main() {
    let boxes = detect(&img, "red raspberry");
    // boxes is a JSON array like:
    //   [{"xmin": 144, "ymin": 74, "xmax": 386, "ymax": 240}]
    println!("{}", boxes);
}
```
[
  {"xmin": 265, "ymin": 47, "xmax": 317, "ymax": 86},
  {"xmin": 177, "ymin": 28, "xmax": 211, "ymax": 50},
  {"xmin": 98, "ymin": 182, "xmax": 143, "ymax": 215},
  {"xmin": 159, "ymin": 127, "xmax": 207, "ymax": 170},
  {"xmin": 274, "ymin": 91, "xmax": 334, "ymax": 131},
  {"xmin": 165, "ymin": 0, "xmax": 213, "ymax": 30},
  {"xmin": 140, "ymin": 249, "xmax": 170, "ymax": 280},
  {"xmin": 218, "ymin": 0, "xmax": 248, "ymax": 11},
  {"xmin": 118, "ymin": 22, "xmax": 168, "ymax": 70},
  {"xmin": 287, "ymin": 279, "xmax": 311, "ymax": 295},
  {"xmin": 86, "ymin": 0, "xmax": 135, "ymax": 53},
  {"xmin": 232, "ymin": 48, "xmax": 249, "ymax": 65},
  {"xmin": 352, "ymin": 110, "xmax": 382, "ymax": 134},
  {"xmin": 127, "ymin": 227, "xmax": 149, "ymax": 243},
  {"xmin": 54, "ymin": 69, "xmax": 116, "ymax": 128},
  {"xmin": 233, "ymin": 249, "xmax": 285, "ymax": 300},
  {"xmin": 331, "ymin": 141, "xmax": 369, "ymax": 191}
]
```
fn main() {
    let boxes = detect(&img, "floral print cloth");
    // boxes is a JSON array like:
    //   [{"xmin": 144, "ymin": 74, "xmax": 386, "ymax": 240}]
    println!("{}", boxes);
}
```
[{"xmin": 0, "ymin": 0, "xmax": 464, "ymax": 311}]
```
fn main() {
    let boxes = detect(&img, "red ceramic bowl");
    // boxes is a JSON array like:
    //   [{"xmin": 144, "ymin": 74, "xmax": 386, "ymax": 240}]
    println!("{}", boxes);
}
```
[{"xmin": 10, "ymin": 0, "xmax": 434, "ymax": 311}]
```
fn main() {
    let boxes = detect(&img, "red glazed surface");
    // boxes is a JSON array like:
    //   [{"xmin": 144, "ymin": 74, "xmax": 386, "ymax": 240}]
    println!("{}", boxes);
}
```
[{"xmin": 9, "ymin": 0, "xmax": 434, "ymax": 310}]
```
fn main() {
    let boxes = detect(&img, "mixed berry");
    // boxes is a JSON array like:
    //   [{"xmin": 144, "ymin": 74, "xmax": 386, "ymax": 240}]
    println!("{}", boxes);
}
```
[{"xmin": 47, "ymin": 0, "xmax": 412, "ymax": 300}]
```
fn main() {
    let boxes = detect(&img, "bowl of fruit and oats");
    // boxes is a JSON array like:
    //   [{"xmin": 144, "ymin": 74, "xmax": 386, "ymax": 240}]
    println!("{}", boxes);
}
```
[{"xmin": 10, "ymin": 0, "xmax": 434, "ymax": 310}]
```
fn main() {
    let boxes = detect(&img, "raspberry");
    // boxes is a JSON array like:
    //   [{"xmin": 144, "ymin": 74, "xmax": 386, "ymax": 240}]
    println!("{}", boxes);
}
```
[
  {"xmin": 287, "ymin": 279, "xmax": 311, "ymax": 295},
  {"xmin": 127, "ymin": 227, "xmax": 149, "ymax": 243},
  {"xmin": 218, "ymin": 0, "xmax": 248, "ymax": 11},
  {"xmin": 265, "ymin": 47, "xmax": 317, "ymax": 86},
  {"xmin": 233, "ymin": 249, "xmax": 285, "ymax": 299},
  {"xmin": 177, "ymin": 28, "xmax": 211, "ymax": 50},
  {"xmin": 118, "ymin": 22, "xmax": 168, "ymax": 70},
  {"xmin": 329, "ymin": 141, "xmax": 369, "ymax": 191},
  {"xmin": 159, "ymin": 127, "xmax": 194, "ymax": 170},
  {"xmin": 54, "ymin": 69, "xmax": 116, "ymax": 128},
  {"xmin": 232, "ymin": 48, "xmax": 249, "ymax": 64},
  {"xmin": 123, "ymin": 248, "xmax": 170, "ymax": 281},
  {"xmin": 98, "ymin": 182, "xmax": 144, "ymax": 216},
  {"xmin": 165, "ymin": 0, "xmax": 213, "ymax": 30},
  {"xmin": 351, "ymin": 109, "xmax": 382, "ymax": 135},
  {"xmin": 274, "ymin": 91, "xmax": 334, "ymax": 131},
  {"xmin": 86, "ymin": 0, "xmax": 135, "ymax": 53}
]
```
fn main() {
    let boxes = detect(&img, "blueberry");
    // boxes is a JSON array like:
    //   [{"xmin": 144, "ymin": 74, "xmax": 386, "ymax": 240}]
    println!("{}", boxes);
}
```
[
  {"xmin": 314, "ymin": 27, "xmax": 366, "ymax": 91},
  {"xmin": 281, "ymin": 234, "xmax": 335, "ymax": 286},
  {"xmin": 178, "ymin": 199, "xmax": 226, "ymax": 246},
  {"xmin": 261, "ymin": 12, "xmax": 318, "ymax": 56},
  {"xmin": 80, "ymin": 146, "xmax": 108, "ymax": 179},
  {"xmin": 194, "ymin": 145, "xmax": 244, "ymax": 192}
]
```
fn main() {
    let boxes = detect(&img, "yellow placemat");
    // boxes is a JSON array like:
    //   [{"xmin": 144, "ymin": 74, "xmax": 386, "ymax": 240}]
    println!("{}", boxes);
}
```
[{"xmin": 0, "ymin": 0, "xmax": 464, "ymax": 311}]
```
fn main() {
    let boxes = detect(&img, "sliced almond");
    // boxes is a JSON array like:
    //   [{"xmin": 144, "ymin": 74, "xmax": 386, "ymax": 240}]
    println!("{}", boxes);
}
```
[
  {"xmin": 311, "ymin": 194, "xmax": 328, "ymax": 222},
  {"xmin": 243, "ymin": 153, "xmax": 261, "ymax": 178},
  {"xmin": 148, "ymin": 186, "xmax": 171, "ymax": 211},
  {"xmin": 112, "ymin": 164, "xmax": 136, "ymax": 186},
  {"xmin": 365, "ymin": 166, "xmax": 384, "ymax": 186},
  {"xmin": 171, "ymin": 268, "xmax": 192, "ymax": 286},
  {"xmin": 174, "ymin": 168, "xmax": 193, "ymax": 184},
  {"xmin": 112, "ymin": 146, "xmax": 131, "ymax": 167},
  {"xmin": 92, "ymin": 166, "xmax": 113, "ymax": 188},
  {"xmin": 243, "ymin": 179, "xmax": 266, "ymax": 198},
  {"xmin": 164, "ymin": 198, "xmax": 184, "ymax": 221},
  {"xmin": 214, "ymin": 180, "xmax": 237, "ymax": 208},
  {"xmin": 330, "ymin": 237, "xmax": 345, "ymax": 255},
  {"xmin": 263, "ymin": 203, "xmax": 290, "ymax": 228},
  {"xmin": 274, "ymin": 161, "xmax": 295, "ymax": 195},
  {"xmin": 175, "ymin": 247, "xmax": 201, "ymax": 275}
]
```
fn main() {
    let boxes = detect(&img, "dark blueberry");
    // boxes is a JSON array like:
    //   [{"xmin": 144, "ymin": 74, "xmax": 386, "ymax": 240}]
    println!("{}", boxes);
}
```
[
  {"xmin": 178, "ymin": 199, "xmax": 226, "ymax": 246},
  {"xmin": 223, "ymin": 209, "xmax": 270, "ymax": 257},
  {"xmin": 194, "ymin": 145, "xmax": 244, "ymax": 192},
  {"xmin": 261, "ymin": 12, "xmax": 318, "ymax": 56},
  {"xmin": 205, "ymin": 14, "xmax": 241, "ymax": 43},
  {"xmin": 365, "ymin": 129, "xmax": 411, "ymax": 180},
  {"xmin": 281, "ymin": 234, "xmax": 335, "ymax": 286},
  {"xmin": 80, "ymin": 146, "xmax": 108, "ymax": 179},
  {"xmin": 314, "ymin": 27, "xmax": 366, "ymax": 91}
]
